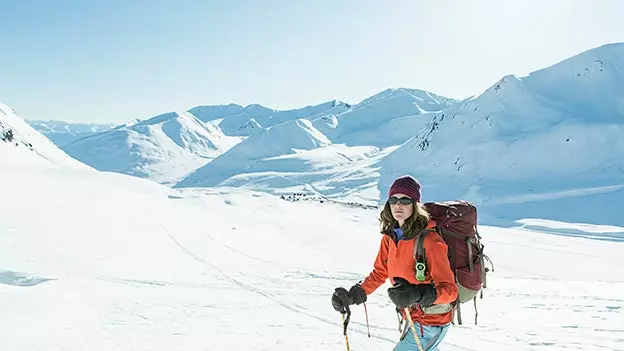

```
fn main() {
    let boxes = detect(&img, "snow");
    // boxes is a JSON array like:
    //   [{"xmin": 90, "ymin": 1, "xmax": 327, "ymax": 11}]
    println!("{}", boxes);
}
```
[
  {"xmin": 522, "ymin": 42, "xmax": 624, "ymax": 123},
  {"xmin": 0, "ymin": 102, "xmax": 91, "ymax": 170},
  {"xmin": 186, "ymin": 143, "xmax": 391, "ymax": 204},
  {"xmin": 1, "ymin": 151, "xmax": 623, "ymax": 350},
  {"xmin": 313, "ymin": 88, "xmax": 456, "ymax": 147},
  {"xmin": 215, "ymin": 100, "xmax": 350, "ymax": 137},
  {"xmin": 172, "ymin": 43, "xmax": 624, "ymax": 228},
  {"xmin": 2, "ymin": 99, "xmax": 624, "ymax": 350},
  {"xmin": 31, "ymin": 101, "xmax": 352, "ymax": 186},
  {"xmin": 175, "ymin": 88, "xmax": 456, "ymax": 194},
  {"xmin": 175, "ymin": 118, "xmax": 334, "ymax": 188},
  {"xmin": 374, "ymin": 43, "xmax": 624, "ymax": 225},
  {"xmin": 61, "ymin": 111, "xmax": 243, "ymax": 185},
  {"xmin": 14, "ymin": 43, "xmax": 624, "ymax": 228}
]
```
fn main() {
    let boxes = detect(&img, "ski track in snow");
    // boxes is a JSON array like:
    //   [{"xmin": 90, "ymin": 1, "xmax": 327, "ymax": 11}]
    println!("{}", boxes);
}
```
[
  {"xmin": 160, "ymin": 222, "xmax": 401, "ymax": 345},
  {"xmin": 157, "ymin": 209, "xmax": 623, "ymax": 351}
]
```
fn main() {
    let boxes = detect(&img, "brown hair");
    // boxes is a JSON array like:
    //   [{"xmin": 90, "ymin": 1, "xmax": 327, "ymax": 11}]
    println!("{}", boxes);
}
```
[{"xmin": 379, "ymin": 201, "xmax": 430, "ymax": 240}]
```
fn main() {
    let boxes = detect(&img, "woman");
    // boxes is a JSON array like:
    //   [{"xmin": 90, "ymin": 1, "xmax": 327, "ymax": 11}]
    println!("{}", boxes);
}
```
[{"xmin": 331, "ymin": 175, "xmax": 458, "ymax": 351}]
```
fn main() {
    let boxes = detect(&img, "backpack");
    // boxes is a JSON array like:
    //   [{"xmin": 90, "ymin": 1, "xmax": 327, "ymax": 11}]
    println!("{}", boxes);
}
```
[{"xmin": 415, "ymin": 200, "xmax": 494, "ymax": 325}]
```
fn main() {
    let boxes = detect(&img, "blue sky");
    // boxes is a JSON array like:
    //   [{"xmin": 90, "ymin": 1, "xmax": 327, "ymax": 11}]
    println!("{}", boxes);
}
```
[{"xmin": 1, "ymin": 0, "xmax": 624, "ymax": 124}]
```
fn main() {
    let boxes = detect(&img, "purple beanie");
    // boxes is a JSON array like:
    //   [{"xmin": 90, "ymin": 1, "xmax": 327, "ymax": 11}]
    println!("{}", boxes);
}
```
[{"xmin": 388, "ymin": 175, "xmax": 421, "ymax": 203}]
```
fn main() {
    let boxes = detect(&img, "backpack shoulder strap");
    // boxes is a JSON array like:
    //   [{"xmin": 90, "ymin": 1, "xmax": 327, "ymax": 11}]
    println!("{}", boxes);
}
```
[
  {"xmin": 414, "ymin": 230, "xmax": 427, "ymax": 262},
  {"xmin": 413, "ymin": 228, "xmax": 436, "ymax": 281},
  {"xmin": 413, "ymin": 228, "xmax": 437, "ymax": 260}
]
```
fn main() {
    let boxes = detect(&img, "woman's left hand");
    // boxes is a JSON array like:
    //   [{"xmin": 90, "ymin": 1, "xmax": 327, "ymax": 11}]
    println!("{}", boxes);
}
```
[{"xmin": 388, "ymin": 277, "xmax": 437, "ymax": 308}]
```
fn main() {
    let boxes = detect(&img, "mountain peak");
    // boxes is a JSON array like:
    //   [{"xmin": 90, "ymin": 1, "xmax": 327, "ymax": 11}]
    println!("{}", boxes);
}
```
[
  {"xmin": 61, "ymin": 109, "xmax": 243, "ymax": 185},
  {"xmin": 187, "ymin": 104, "xmax": 245, "ymax": 122},
  {"xmin": 357, "ymin": 87, "xmax": 456, "ymax": 112},
  {"xmin": 138, "ymin": 111, "xmax": 181, "ymax": 126}
]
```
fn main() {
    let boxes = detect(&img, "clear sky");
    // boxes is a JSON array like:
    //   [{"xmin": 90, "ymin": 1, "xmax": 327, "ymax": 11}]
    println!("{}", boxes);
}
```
[{"xmin": 1, "ymin": 0, "xmax": 624, "ymax": 124}]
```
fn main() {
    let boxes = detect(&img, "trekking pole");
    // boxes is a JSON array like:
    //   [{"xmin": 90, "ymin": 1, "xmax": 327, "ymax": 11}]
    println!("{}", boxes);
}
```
[
  {"xmin": 340, "ymin": 305, "xmax": 351, "ymax": 351},
  {"xmin": 363, "ymin": 302, "xmax": 371, "ymax": 337},
  {"xmin": 404, "ymin": 308, "xmax": 424, "ymax": 351}
]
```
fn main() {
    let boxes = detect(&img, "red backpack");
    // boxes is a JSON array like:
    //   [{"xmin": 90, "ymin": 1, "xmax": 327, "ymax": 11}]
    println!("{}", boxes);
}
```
[{"xmin": 416, "ymin": 200, "xmax": 494, "ymax": 325}]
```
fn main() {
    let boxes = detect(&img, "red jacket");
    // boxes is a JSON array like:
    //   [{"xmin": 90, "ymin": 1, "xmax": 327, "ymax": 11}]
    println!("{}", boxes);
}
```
[{"xmin": 360, "ymin": 219, "xmax": 458, "ymax": 326}]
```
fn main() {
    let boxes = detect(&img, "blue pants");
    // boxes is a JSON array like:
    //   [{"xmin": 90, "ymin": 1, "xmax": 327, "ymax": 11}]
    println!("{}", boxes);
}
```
[{"xmin": 392, "ymin": 323, "xmax": 450, "ymax": 351}]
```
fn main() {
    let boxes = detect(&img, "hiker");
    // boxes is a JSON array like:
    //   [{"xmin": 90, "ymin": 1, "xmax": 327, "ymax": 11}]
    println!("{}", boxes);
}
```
[{"xmin": 331, "ymin": 175, "xmax": 458, "ymax": 351}]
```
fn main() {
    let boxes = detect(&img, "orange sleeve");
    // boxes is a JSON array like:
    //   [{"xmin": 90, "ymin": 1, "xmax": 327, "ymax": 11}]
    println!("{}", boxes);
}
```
[
  {"xmin": 360, "ymin": 235, "xmax": 390, "ymax": 295},
  {"xmin": 425, "ymin": 233, "xmax": 458, "ymax": 304}
]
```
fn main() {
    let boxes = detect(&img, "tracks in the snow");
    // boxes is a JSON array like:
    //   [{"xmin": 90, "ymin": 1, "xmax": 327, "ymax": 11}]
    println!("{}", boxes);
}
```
[{"xmin": 159, "ymin": 222, "xmax": 402, "ymax": 344}]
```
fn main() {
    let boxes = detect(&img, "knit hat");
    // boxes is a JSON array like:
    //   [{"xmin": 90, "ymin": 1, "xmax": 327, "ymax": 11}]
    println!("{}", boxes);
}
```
[{"xmin": 388, "ymin": 175, "xmax": 421, "ymax": 203}]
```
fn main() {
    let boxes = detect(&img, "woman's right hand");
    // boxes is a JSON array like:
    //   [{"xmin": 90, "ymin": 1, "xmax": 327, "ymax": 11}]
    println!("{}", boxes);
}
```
[
  {"xmin": 331, "ymin": 284, "xmax": 367, "ymax": 313},
  {"xmin": 331, "ymin": 287, "xmax": 351, "ymax": 313}
]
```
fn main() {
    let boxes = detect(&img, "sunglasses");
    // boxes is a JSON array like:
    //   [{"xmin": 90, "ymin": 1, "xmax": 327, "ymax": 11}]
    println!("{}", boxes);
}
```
[{"xmin": 388, "ymin": 196, "xmax": 413, "ymax": 205}]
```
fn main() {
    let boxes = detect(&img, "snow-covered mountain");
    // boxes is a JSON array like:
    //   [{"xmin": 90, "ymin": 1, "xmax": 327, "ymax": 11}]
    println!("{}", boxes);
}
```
[
  {"xmin": 62, "ymin": 111, "xmax": 243, "ymax": 185},
  {"xmin": 175, "ymin": 118, "xmax": 334, "ymax": 188},
  {"xmin": 27, "ymin": 120, "xmax": 115, "ymax": 147},
  {"xmin": 48, "ymin": 100, "xmax": 350, "ymax": 185},
  {"xmin": 175, "ymin": 88, "xmax": 455, "ymax": 192},
  {"xmin": 313, "ymin": 88, "xmax": 456, "ymax": 147},
  {"xmin": 0, "ymin": 103, "xmax": 92, "ymax": 170},
  {"xmin": 175, "ymin": 43, "xmax": 624, "ymax": 226},
  {"xmin": 203, "ymin": 100, "xmax": 352, "ymax": 137},
  {"xmin": 377, "ymin": 42, "xmax": 624, "ymax": 225}
]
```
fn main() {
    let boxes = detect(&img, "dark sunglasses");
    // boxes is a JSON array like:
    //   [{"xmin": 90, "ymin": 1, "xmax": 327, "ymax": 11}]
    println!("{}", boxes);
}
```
[{"xmin": 388, "ymin": 196, "xmax": 413, "ymax": 205}]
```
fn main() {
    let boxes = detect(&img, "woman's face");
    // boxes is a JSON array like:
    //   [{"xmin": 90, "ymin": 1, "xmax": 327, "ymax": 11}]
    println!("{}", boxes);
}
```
[{"xmin": 388, "ymin": 193, "xmax": 414, "ymax": 225}]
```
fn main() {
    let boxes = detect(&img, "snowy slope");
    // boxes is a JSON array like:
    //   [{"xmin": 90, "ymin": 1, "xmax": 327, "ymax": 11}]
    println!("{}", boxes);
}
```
[
  {"xmin": 0, "ymin": 102, "xmax": 91, "ymax": 170},
  {"xmin": 0, "ymin": 154, "xmax": 622, "ymax": 350},
  {"xmin": 27, "ymin": 120, "xmax": 115, "ymax": 147},
  {"xmin": 175, "ymin": 118, "xmax": 333, "ymax": 188},
  {"xmin": 313, "ymin": 88, "xmax": 456, "ymax": 147},
  {"xmin": 62, "ymin": 111, "xmax": 243, "ymax": 185},
  {"xmin": 178, "ymin": 144, "xmax": 392, "ymax": 203},
  {"xmin": 377, "ymin": 42, "xmax": 624, "ymax": 225}
]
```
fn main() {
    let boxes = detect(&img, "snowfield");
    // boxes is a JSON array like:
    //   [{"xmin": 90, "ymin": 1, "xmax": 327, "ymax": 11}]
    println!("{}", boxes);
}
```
[{"xmin": 0, "ymin": 159, "xmax": 622, "ymax": 350}]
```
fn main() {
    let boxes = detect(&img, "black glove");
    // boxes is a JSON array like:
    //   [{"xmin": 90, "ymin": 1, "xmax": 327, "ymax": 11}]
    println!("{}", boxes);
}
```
[
  {"xmin": 331, "ymin": 284, "xmax": 367, "ymax": 313},
  {"xmin": 387, "ymin": 277, "xmax": 437, "ymax": 309},
  {"xmin": 349, "ymin": 284, "xmax": 367, "ymax": 305},
  {"xmin": 417, "ymin": 283, "xmax": 437, "ymax": 307}
]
